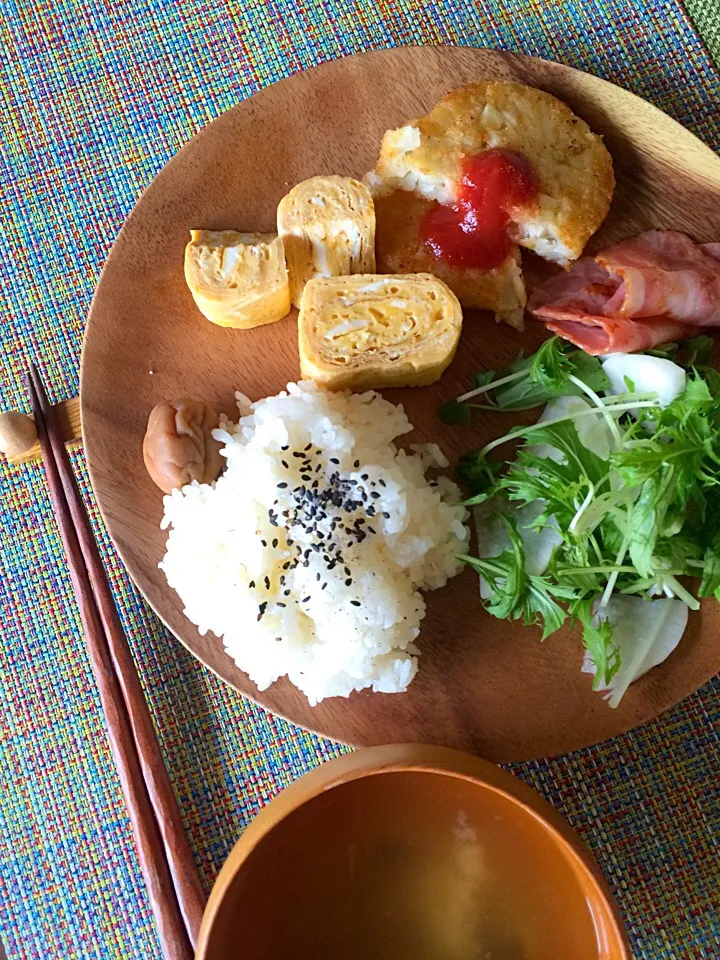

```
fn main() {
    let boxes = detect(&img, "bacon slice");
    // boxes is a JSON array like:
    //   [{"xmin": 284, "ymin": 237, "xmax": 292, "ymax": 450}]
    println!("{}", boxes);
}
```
[
  {"xmin": 529, "ymin": 230, "xmax": 720, "ymax": 354},
  {"xmin": 536, "ymin": 313, "xmax": 696, "ymax": 355}
]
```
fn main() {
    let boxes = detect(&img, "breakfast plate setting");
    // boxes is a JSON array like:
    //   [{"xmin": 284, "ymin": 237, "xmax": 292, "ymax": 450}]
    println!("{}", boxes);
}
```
[
  {"xmin": 3, "ymin": 9, "xmax": 720, "ymax": 960},
  {"xmin": 83, "ymin": 46, "xmax": 720, "ymax": 762}
]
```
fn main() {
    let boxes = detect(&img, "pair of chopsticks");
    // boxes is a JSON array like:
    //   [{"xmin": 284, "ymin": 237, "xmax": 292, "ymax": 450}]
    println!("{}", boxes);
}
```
[{"xmin": 27, "ymin": 364, "xmax": 206, "ymax": 960}]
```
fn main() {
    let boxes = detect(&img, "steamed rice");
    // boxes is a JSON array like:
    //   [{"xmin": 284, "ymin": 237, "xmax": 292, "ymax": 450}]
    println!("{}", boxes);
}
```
[{"xmin": 159, "ymin": 381, "xmax": 469, "ymax": 704}]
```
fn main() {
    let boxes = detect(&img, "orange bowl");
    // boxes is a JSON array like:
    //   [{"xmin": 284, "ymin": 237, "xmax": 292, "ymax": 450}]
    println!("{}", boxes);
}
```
[{"xmin": 196, "ymin": 745, "xmax": 629, "ymax": 960}]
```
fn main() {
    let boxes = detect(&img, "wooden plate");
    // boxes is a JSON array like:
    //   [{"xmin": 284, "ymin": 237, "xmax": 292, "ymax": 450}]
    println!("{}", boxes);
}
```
[{"xmin": 81, "ymin": 46, "xmax": 720, "ymax": 762}]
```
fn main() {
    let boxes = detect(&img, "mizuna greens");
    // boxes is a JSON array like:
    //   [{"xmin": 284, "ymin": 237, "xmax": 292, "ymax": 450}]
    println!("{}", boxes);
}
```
[{"xmin": 445, "ymin": 336, "xmax": 720, "ymax": 706}]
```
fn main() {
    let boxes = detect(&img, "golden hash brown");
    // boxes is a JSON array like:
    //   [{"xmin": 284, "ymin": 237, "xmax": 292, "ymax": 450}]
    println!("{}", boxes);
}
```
[
  {"xmin": 371, "ymin": 80, "xmax": 615, "ymax": 266},
  {"xmin": 374, "ymin": 189, "xmax": 526, "ymax": 329}
]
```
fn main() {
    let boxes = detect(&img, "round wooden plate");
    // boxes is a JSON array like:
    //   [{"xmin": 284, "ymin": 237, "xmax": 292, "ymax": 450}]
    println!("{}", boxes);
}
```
[{"xmin": 81, "ymin": 46, "xmax": 720, "ymax": 762}]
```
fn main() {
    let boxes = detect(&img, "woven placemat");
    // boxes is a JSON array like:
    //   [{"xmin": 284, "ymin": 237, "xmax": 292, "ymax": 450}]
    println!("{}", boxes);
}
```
[
  {"xmin": 687, "ymin": 0, "xmax": 720, "ymax": 65},
  {"xmin": 1, "ymin": 2, "xmax": 719, "ymax": 958}
]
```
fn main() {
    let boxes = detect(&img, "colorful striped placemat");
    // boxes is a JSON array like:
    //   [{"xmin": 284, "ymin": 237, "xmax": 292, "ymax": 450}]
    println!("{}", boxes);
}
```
[{"xmin": 1, "ymin": 2, "xmax": 719, "ymax": 957}]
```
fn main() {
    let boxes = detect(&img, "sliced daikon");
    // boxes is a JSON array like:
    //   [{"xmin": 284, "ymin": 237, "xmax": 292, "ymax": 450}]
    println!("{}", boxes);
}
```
[{"xmin": 581, "ymin": 594, "xmax": 688, "ymax": 707}]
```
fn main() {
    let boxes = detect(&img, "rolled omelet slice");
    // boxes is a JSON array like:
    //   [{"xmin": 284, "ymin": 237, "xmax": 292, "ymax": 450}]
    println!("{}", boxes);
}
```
[
  {"xmin": 184, "ymin": 230, "xmax": 290, "ymax": 328},
  {"xmin": 298, "ymin": 274, "xmax": 462, "ymax": 390},
  {"xmin": 277, "ymin": 176, "xmax": 376, "ymax": 307}
]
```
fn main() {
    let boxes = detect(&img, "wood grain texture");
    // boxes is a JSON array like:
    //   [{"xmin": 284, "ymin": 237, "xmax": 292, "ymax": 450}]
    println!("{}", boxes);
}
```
[{"xmin": 81, "ymin": 47, "xmax": 720, "ymax": 762}]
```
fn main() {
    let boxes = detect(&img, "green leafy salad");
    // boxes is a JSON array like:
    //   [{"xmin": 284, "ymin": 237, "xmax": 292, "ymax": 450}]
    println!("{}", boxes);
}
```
[{"xmin": 441, "ymin": 335, "xmax": 720, "ymax": 706}]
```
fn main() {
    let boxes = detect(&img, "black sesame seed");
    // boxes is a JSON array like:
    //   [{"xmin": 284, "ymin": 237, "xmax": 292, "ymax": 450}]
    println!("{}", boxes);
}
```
[
  {"xmin": 350, "ymin": 600, "xmax": 361, "ymax": 607},
  {"xmin": 293, "ymin": 451, "xmax": 305, "ymax": 458},
  {"xmin": 316, "ymin": 572, "xmax": 321, "ymax": 581},
  {"xmin": 276, "ymin": 637, "xmax": 282, "ymax": 642},
  {"xmin": 281, "ymin": 460, "xmax": 288, "ymax": 468},
  {"xmin": 371, "ymin": 491, "xmax": 381, "ymax": 499},
  {"xmin": 368, "ymin": 527, "xmax": 377, "ymax": 535},
  {"xmin": 284, "ymin": 589, "xmax": 291, "ymax": 596},
  {"xmin": 283, "ymin": 562, "xmax": 290, "ymax": 570},
  {"xmin": 321, "ymin": 582, "xmax": 328, "ymax": 590},
  {"xmin": 383, "ymin": 512, "xmax": 390, "ymax": 519},
  {"xmin": 249, "ymin": 580, "xmax": 255, "ymax": 589},
  {"xmin": 264, "ymin": 576, "xmax": 270, "ymax": 589},
  {"xmin": 261, "ymin": 539, "xmax": 267, "ymax": 546},
  {"xmin": 330, "ymin": 457, "xmax": 339, "ymax": 464},
  {"xmin": 354, "ymin": 460, "xmax": 360, "ymax": 468},
  {"xmin": 379, "ymin": 479, "xmax": 386, "ymax": 487},
  {"xmin": 367, "ymin": 506, "xmax": 376, "ymax": 516},
  {"xmin": 272, "ymin": 538, "xmax": 278, "ymax": 548},
  {"xmin": 301, "ymin": 475, "xmax": 311, "ymax": 482},
  {"xmin": 361, "ymin": 473, "xmax": 369, "ymax": 481},
  {"xmin": 345, "ymin": 578, "xmax": 352, "ymax": 586},
  {"xmin": 344, "ymin": 566, "xmax": 351, "ymax": 576},
  {"xmin": 304, "ymin": 443, "xmax": 312, "ymax": 451},
  {"xmin": 302, "ymin": 596, "xmax": 311, "ymax": 603}
]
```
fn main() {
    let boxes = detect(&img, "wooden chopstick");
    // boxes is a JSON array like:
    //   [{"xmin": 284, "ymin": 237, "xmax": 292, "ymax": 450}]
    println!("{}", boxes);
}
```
[
  {"xmin": 28, "ymin": 368, "xmax": 207, "ymax": 940},
  {"xmin": 27, "ymin": 365, "xmax": 206, "ymax": 959}
]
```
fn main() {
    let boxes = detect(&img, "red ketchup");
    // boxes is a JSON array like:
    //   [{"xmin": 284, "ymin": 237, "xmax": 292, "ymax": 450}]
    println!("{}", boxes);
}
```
[{"xmin": 422, "ymin": 149, "xmax": 538, "ymax": 270}]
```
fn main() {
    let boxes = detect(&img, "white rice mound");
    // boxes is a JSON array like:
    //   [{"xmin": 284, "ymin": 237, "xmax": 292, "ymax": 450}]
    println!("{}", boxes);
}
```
[{"xmin": 159, "ymin": 381, "xmax": 469, "ymax": 705}]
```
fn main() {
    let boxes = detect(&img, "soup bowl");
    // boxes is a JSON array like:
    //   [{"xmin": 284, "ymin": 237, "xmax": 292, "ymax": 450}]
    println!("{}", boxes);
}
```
[{"xmin": 196, "ymin": 744, "xmax": 629, "ymax": 960}]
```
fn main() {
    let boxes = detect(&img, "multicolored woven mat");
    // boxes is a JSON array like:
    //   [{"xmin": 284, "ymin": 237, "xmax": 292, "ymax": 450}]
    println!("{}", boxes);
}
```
[{"xmin": 1, "ymin": 2, "xmax": 719, "ymax": 958}]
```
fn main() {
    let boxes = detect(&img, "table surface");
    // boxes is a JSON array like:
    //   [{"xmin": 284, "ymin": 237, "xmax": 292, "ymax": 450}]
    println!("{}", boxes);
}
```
[{"xmin": 1, "ymin": 3, "xmax": 719, "ymax": 959}]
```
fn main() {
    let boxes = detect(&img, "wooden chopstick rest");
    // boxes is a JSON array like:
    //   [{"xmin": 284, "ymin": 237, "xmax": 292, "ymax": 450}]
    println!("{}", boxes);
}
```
[{"xmin": 0, "ymin": 396, "xmax": 81, "ymax": 465}]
